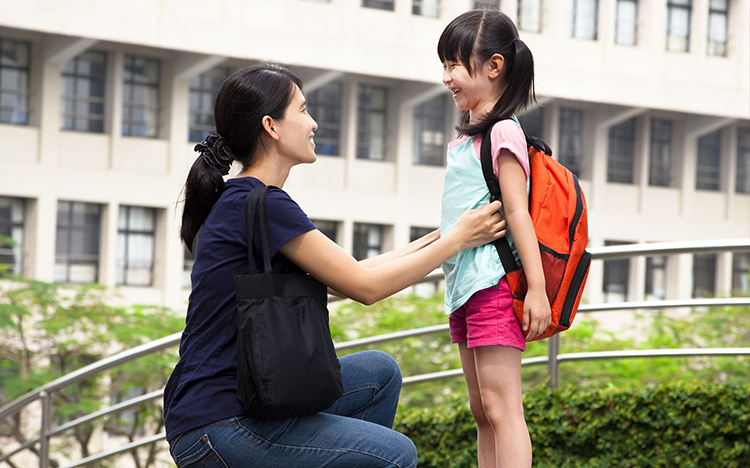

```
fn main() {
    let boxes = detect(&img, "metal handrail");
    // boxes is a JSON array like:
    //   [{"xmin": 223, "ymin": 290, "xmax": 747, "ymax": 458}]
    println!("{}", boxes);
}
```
[{"xmin": 0, "ymin": 239, "xmax": 748, "ymax": 467}]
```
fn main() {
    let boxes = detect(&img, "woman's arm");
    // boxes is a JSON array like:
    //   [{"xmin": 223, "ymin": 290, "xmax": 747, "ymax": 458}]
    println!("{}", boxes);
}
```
[
  {"xmin": 496, "ymin": 149, "xmax": 551, "ymax": 341},
  {"xmin": 326, "ymin": 229, "xmax": 441, "ymax": 297},
  {"xmin": 282, "ymin": 201, "xmax": 506, "ymax": 305}
]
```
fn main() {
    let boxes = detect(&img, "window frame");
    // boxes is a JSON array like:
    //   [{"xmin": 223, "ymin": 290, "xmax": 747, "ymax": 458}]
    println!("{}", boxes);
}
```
[
  {"xmin": 412, "ymin": 0, "xmax": 440, "ymax": 17},
  {"xmin": 55, "ymin": 201, "xmax": 102, "ymax": 285},
  {"xmin": 122, "ymin": 54, "xmax": 161, "ymax": 138},
  {"xmin": 357, "ymin": 84, "xmax": 389, "ymax": 161},
  {"xmin": 0, "ymin": 37, "xmax": 31, "ymax": 126},
  {"xmin": 517, "ymin": 0, "xmax": 543, "ymax": 33},
  {"xmin": 558, "ymin": 107, "xmax": 584, "ymax": 177},
  {"xmin": 736, "ymin": 127, "xmax": 750, "ymax": 194},
  {"xmin": 362, "ymin": 0, "xmax": 395, "ymax": 11},
  {"xmin": 666, "ymin": 0, "xmax": 692, "ymax": 52},
  {"xmin": 607, "ymin": 118, "xmax": 637, "ymax": 184},
  {"xmin": 413, "ymin": 94, "xmax": 447, "ymax": 166},
  {"xmin": 307, "ymin": 81, "xmax": 344, "ymax": 157},
  {"xmin": 614, "ymin": 0, "xmax": 638, "ymax": 45},
  {"xmin": 188, "ymin": 66, "xmax": 231, "ymax": 143},
  {"xmin": 0, "ymin": 196, "xmax": 25, "ymax": 276},
  {"xmin": 116, "ymin": 205, "xmax": 157, "ymax": 287},
  {"xmin": 648, "ymin": 118, "xmax": 673, "ymax": 187},
  {"xmin": 696, "ymin": 129, "xmax": 722, "ymax": 191},
  {"xmin": 707, "ymin": 0, "xmax": 729, "ymax": 57},
  {"xmin": 692, "ymin": 253, "xmax": 717, "ymax": 298},
  {"xmin": 353, "ymin": 223, "xmax": 384, "ymax": 261},
  {"xmin": 571, "ymin": 0, "xmax": 599, "ymax": 40},
  {"xmin": 61, "ymin": 50, "xmax": 108, "ymax": 133}
]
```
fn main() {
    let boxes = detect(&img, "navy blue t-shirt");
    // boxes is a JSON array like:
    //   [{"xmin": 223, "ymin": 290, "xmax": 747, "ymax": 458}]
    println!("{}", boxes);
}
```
[{"xmin": 163, "ymin": 177, "xmax": 316, "ymax": 441}]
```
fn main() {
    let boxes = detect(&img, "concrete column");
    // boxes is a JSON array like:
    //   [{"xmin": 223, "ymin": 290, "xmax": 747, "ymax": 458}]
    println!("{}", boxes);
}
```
[
  {"xmin": 159, "ymin": 207, "xmax": 185, "ymax": 309},
  {"xmin": 584, "ymin": 236, "xmax": 605, "ymax": 305},
  {"xmin": 631, "ymin": 255, "xmax": 646, "ymax": 302},
  {"xmin": 25, "ymin": 196, "xmax": 57, "ymax": 282},
  {"xmin": 37, "ymin": 38, "xmax": 66, "ymax": 167},
  {"xmin": 544, "ymin": 102, "xmax": 560, "ymax": 161},
  {"xmin": 723, "ymin": 124, "xmax": 738, "ymax": 220},
  {"xmin": 597, "ymin": 0, "xmax": 615, "ymax": 43},
  {"xmin": 715, "ymin": 251, "xmax": 733, "ymax": 297},
  {"xmin": 666, "ymin": 253, "xmax": 693, "ymax": 299},
  {"xmin": 341, "ymin": 218, "xmax": 354, "ymax": 256},
  {"xmin": 108, "ymin": 51, "xmax": 125, "ymax": 171},
  {"xmin": 99, "ymin": 201, "xmax": 118, "ymax": 288},
  {"xmin": 637, "ymin": 115, "xmax": 651, "ymax": 213}
]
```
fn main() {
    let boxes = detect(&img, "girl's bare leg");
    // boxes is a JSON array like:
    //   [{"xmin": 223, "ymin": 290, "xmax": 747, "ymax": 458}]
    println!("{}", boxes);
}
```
[
  {"xmin": 458, "ymin": 342, "xmax": 496, "ymax": 467},
  {"xmin": 474, "ymin": 345, "xmax": 532, "ymax": 468}
]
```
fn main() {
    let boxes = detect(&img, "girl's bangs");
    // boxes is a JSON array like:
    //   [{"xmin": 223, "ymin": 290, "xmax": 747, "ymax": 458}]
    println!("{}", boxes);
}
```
[{"xmin": 437, "ymin": 13, "xmax": 481, "ymax": 73}]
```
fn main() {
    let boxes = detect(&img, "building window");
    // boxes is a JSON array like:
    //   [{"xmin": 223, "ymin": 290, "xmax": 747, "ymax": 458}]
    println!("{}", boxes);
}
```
[
  {"xmin": 117, "ymin": 206, "xmax": 156, "ymax": 287},
  {"xmin": 732, "ymin": 253, "xmax": 750, "ymax": 294},
  {"xmin": 307, "ymin": 82, "xmax": 343, "ymax": 156},
  {"xmin": 736, "ymin": 127, "xmax": 750, "ymax": 194},
  {"xmin": 615, "ymin": 0, "xmax": 638, "ymax": 45},
  {"xmin": 413, "ymin": 0, "xmax": 439, "ymax": 17},
  {"xmin": 572, "ymin": 0, "xmax": 598, "ymax": 40},
  {"xmin": 189, "ymin": 66, "xmax": 230, "ymax": 142},
  {"xmin": 55, "ymin": 201, "xmax": 102, "ymax": 284},
  {"xmin": 645, "ymin": 256, "xmax": 667, "ymax": 300},
  {"xmin": 410, "ymin": 226, "xmax": 435, "ymax": 242},
  {"xmin": 62, "ymin": 51, "xmax": 107, "ymax": 133},
  {"xmin": 518, "ymin": 0, "xmax": 542, "ymax": 32},
  {"xmin": 353, "ymin": 223, "xmax": 384, "ymax": 260},
  {"xmin": 357, "ymin": 85, "xmax": 388, "ymax": 161},
  {"xmin": 122, "ymin": 55, "xmax": 161, "ymax": 138},
  {"xmin": 0, "ymin": 197, "xmax": 25, "ymax": 276},
  {"xmin": 649, "ymin": 118, "xmax": 673, "ymax": 187},
  {"xmin": 414, "ymin": 95, "xmax": 446, "ymax": 166},
  {"xmin": 312, "ymin": 219, "xmax": 339, "ymax": 244},
  {"xmin": 518, "ymin": 106, "xmax": 544, "ymax": 140},
  {"xmin": 692, "ymin": 253, "xmax": 716, "ymax": 298},
  {"xmin": 183, "ymin": 246, "xmax": 194, "ymax": 290},
  {"xmin": 0, "ymin": 38, "xmax": 30, "ymax": 125},
  {"xmin": 607, "ymin": 118, "xmax": 636, "ymax": 184},
  {"xmin": 559, "ymin": 108, "xmax": 583, "ymax": 177},
  {"xmin": 667, "ymin": 0, "xmax": 691, "ymax": 52},
  {"xmin": 474, "ymin": 1, "xmax": 500, "ymax": 9},
  {"xmin": 363, "ymin": 0, "xmax": 394, "ymax": 11},
  {"xmin": 696, "ymin": 129, "xmax": 721, "ymax": 191},
  {"xmin": 603, "ymin": 241, "xmax": 630, "ymax": 303},
  {"xmin": 707, "ymin": 0, "xmax": 728, "ymax": 57}
]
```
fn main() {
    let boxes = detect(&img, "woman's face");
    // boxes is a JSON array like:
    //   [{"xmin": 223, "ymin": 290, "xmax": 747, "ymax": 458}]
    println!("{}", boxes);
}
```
[{"xmin": 274, "ymin": 84, "xmax": 319, "ymax": 165}]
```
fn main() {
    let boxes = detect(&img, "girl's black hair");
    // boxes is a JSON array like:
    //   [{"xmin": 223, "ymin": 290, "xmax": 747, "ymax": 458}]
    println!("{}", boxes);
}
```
[
  {"xmin": 180, "ymin": 64, "xmax": 302, "ymax": 252},
  {"xmin": 437, "ymin": 9, "xmax": 535, "ymax": 136}
]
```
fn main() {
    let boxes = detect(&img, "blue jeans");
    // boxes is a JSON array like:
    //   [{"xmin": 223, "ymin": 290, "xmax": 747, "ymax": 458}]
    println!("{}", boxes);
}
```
[{"xmin": 169, "ymin": 350, "xmax": 417, "ymax": 468}]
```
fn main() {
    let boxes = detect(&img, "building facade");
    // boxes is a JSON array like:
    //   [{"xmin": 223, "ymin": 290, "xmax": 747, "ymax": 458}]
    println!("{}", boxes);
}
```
[{"xmin": 0, "ymin": 0, "xmax": 748, "ymax": 313}]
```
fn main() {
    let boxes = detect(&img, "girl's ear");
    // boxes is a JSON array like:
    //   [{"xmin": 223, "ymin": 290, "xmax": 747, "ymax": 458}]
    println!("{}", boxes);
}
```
[
  {"xmin": 487, "ymin": 53, "xmax": 505, "ymax": 80},
  {"xmin": 261, "ymin": 115, "xmax": 280, "ymax": 141}
]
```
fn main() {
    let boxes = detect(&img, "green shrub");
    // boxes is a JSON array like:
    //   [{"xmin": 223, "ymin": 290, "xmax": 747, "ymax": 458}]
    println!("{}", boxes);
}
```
[{"xmin": 395, "ymin": 382, "xmax": 750, "ymax": 468}]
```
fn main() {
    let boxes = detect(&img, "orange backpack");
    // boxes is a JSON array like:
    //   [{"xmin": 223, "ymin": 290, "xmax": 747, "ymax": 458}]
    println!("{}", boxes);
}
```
[{"xmin": 480, "ymin": 124, "xmax": 591, "ymax": 342}]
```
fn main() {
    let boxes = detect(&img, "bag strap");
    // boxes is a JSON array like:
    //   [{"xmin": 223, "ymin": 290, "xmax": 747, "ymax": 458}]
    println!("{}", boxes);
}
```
[
  {"xmin": 244, "ymin": 185, "xmax": 272, "ymax": 274},
  {"xmin": 479, "ymin": 126, "xmax": 521, "ymax": 274}
]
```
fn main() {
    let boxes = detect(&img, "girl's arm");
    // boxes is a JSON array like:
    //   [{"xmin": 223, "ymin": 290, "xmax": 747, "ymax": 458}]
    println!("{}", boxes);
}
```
[
  {"xmin": 496, "ymin": 149, "xmax": 551, "ymax": 341},
  {"xmin": 281, "ymin": 201, "xmax": 506, "ymax": 305}
]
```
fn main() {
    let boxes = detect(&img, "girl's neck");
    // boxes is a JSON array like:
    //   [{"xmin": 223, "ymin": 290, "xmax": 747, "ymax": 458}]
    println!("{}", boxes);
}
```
[{"xmin": 469, "ymin": 85, "xmax": 506, "ymax": 124}]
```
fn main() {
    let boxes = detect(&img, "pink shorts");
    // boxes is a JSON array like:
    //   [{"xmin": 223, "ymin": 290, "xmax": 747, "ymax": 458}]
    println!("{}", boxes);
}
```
[{"xmin": 449, "ymin": 277, "xmax": 526, "ymax": 351}]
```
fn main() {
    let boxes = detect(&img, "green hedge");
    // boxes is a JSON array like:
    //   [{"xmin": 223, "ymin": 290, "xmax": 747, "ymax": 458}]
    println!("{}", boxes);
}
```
[{"xmin": 395, "ymin": 382, "xmax": 750, "ymax": 468}]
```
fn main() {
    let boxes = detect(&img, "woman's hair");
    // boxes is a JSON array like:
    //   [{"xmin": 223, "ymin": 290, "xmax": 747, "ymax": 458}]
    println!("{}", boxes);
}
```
[
  {"xmin": 437, "ymin": 9, "xmax": 535, "ymax": 136},
  {"xmin": 180, "ymin": 64, "xmax": 302, "ymax": 252}
]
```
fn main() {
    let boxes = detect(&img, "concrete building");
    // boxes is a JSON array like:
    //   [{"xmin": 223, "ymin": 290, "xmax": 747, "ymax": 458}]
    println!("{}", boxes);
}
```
[{"xmin": 0, "ymin": 0, "xmax": 748, "ymax": 315}]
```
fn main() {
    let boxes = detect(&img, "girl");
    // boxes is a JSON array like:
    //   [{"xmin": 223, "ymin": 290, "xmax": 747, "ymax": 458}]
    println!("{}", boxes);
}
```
[
  {"xmin": 438, "ymin": 10, "xmax": 551, "ymax": 468},
  {"xmin": 163, "ymin": 64, "xmax": 508, "ymax": 468}
]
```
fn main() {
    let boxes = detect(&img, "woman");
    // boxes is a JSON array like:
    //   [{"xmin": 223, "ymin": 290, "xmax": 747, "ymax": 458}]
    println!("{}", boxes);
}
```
[{"xmin": 164, "ymin": 64, "xmax": 507, "ymax": 467}]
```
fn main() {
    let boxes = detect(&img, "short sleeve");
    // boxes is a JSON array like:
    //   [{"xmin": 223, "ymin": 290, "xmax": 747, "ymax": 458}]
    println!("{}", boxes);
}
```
[
  {"xmin": 264, "ymin": 187, "xmax": 316, "ymax": 257},
  {"xmin": 489, "ymin": 120, "xmax": 530, "ymax": 180}
]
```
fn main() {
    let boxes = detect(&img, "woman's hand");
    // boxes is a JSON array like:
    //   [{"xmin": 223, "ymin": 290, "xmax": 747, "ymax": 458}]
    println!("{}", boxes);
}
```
[
  {"xmin": 447, "ymin": 200, "xmax": 507, "ymax": 250},
  {"xmin": 522, "ymin": 288, "xmax": 551, "ymax": 341}
]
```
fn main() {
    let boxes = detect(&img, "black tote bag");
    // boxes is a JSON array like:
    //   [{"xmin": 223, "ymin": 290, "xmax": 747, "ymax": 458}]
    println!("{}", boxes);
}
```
[{"xmin": 235, "ymin": 185, "xmax": 343, "ymax": 420}]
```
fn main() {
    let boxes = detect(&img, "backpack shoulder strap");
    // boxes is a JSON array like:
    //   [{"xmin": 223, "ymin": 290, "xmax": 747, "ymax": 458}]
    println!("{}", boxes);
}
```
[{"xmin": 479, "ymin": 125, "xmax": 520, "ymax": 274}]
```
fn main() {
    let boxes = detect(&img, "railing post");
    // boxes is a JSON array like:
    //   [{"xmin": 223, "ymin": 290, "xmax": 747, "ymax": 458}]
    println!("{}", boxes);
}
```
[
  {"xmin": 548, "ymin": 334, "xmax": 560, "ymax": 390},
  {"xmin": 39, "ymin": 390, "xmax": 51, "ymax": 468}
]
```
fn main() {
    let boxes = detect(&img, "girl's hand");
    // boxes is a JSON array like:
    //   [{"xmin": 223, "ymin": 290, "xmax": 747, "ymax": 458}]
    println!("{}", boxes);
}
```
[
  {"xmin": 522, "ymin": 288, "xmax": 551, "ymax": 341},
  {"xmin": 448, "ymin": 200, "xmax": 507, "ymax": 250}
]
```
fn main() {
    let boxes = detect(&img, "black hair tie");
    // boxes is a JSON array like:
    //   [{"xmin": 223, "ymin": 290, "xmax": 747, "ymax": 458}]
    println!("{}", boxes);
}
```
[{"xmin": 195, "ymin": 132, "xmax": 233, "ymax": 175}]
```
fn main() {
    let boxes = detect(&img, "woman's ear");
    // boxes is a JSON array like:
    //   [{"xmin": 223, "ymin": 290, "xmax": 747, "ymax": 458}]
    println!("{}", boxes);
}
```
[
  {"xmin": 261, "ymin": 115, "xmax": 280, "ymax": 141},
  {"xmin": 487, "ymin": 53, "xmax": 505, "ymax": 80}
]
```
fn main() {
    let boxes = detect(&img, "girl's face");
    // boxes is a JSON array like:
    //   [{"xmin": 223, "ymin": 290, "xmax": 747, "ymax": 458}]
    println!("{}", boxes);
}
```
[
  {"xmin": 274, "ymin": 85, "xmax": 319, "ymax": 165},
  {"xmin": 442, "ymin": 56, "xmax": 503, "ymax": 121}
]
